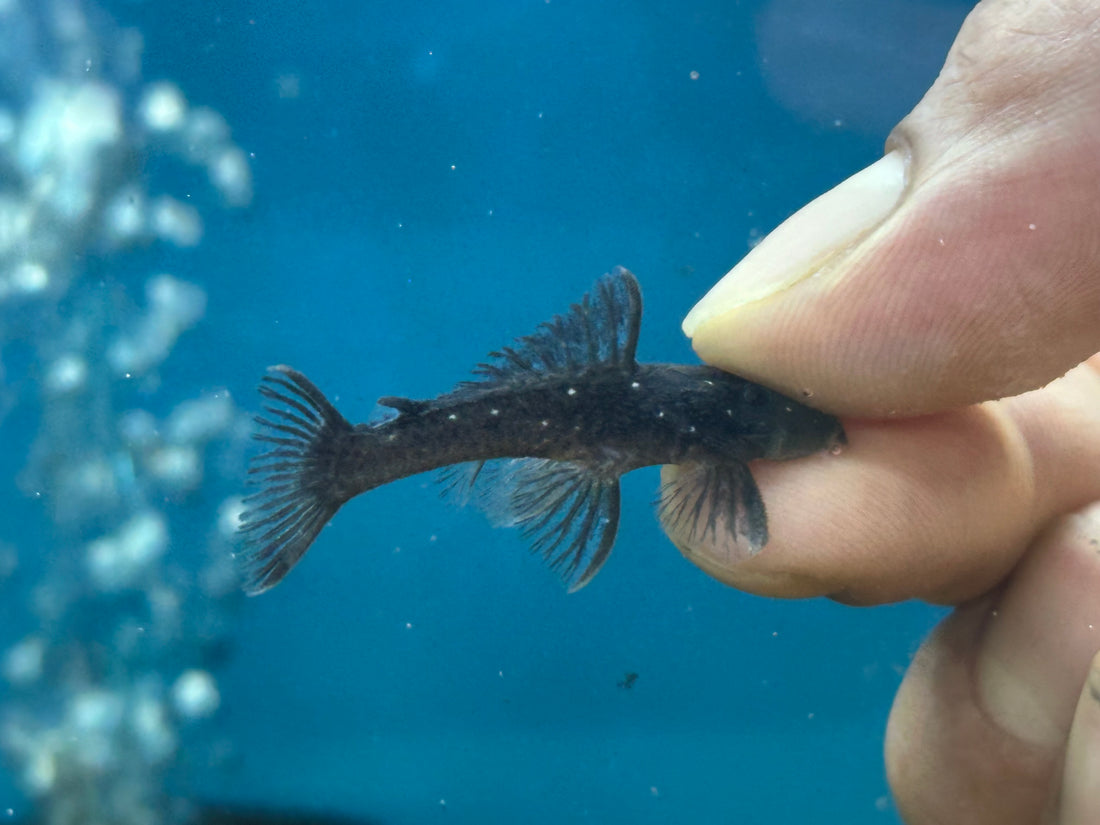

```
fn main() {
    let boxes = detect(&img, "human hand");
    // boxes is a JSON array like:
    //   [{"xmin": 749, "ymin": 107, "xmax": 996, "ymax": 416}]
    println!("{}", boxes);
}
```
[{"xmin": 665, "ymin": 1, "xmax": 1100, "ymax": 822}]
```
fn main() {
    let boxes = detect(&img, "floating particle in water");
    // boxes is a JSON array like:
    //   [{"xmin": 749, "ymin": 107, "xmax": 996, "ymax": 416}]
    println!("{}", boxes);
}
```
[
  {"xmin": 44, "ymin": 353, "xmax": 87, "ymax": 395},
  {"xmin": 209, "ymin": 146, "xmax": 253, "ymax": 207},
  {"xmin": 181, "ymin": 107, "xmax": 231, "ymax": 165},
  {"xmin": 147, "ymin": 443, "xmax": 201, "ymax": 490},
  {"xmin": 172, "ymin": 669, "xmax": 220, "ymax": 719},
  {"xmin": 16, "ymin": 81, "xmax": 123, "ymax": 222},
  {"xmin": 86, "ymin": 510, "xmax": 168, "ymax": 591},
  {"xmin": 130, "ymin": 693, "xmax": 176, "ymax": 763},
  {"xmin": 108, "ymin": 274, "xmax": 207, "ymax": 375},
  {"xmin": 9, "ymin": 261, "xmax": 48, "ymax": 295},
  {"xmin": 102, "ymin": 185, "xmax": 147, "ymax": 244},
  {"xmin": 118, "ymin": 408, "xmax": 159, "ymax": 449},
  {"xmin": 68, "ymin": 689, "xmax": 125, "ymax": 734},
  {"xmin": 3, "ymin": 636, "xmax": 45, "ymax": 686},
  {"xmin": 138, "ymin": 82, "xmax": 187, "ymax": 132},
  {"xmin": 150, "ymin": 195, "xmax": 202, "ymax": 247},
  {"xmin": 217, "ymin": 496, "xmax": 246, "ymax": 539},
  {"xmin": 165, "ymin": 393, "xmax": 235, "ymax": 444}
]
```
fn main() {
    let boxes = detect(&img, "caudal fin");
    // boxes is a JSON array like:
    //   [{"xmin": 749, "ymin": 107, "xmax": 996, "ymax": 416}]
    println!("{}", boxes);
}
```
[{"xmin": 239, "ymin": 365, "xmax": 353, "ymax": 594}]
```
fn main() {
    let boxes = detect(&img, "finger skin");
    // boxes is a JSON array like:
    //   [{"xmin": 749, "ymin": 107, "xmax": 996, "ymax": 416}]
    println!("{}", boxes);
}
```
[
  {"xmin": 884, "ymin": 506, "xmax": 1100, "ymax": 825},
  {"xmin": 1058, "ymin": 651, "xmax": 1100, "ymax": 824},
  {"xmin": 662, "ymin": 361, "xmax": 1100, "ymax": 605},
  {"xmin": 689, "ymin": 0, "xmax": 1100, "ymax": 417}
]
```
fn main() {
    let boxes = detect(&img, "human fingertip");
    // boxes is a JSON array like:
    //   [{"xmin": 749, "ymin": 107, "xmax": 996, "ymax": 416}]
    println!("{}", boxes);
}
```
[
  {"xmin": 681, "ymin": 150, "xmax": 907, "ymax": 337},
  {"xmin": 1057, "ymin": 648, "xmax": 1100, "ymax": 824},
  {"xmin": 974, "ymin": 507, "xmax": 1100, "ymax": 749},
  {"xmin": 658, "ymin": 463, "xmax": 838, "ymax": 600}
]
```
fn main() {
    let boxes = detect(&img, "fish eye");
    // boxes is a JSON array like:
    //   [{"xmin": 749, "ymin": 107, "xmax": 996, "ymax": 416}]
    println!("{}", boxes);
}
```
[{"xmin": 742, "ymin": 385, "xmax": 768, "ymax": 406}]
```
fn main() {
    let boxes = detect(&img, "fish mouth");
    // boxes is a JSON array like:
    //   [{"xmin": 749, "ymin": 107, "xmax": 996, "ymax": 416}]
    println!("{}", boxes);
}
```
[{"xmin": 831, "ymin": 427, "xmax": 848, "ymax": 448}]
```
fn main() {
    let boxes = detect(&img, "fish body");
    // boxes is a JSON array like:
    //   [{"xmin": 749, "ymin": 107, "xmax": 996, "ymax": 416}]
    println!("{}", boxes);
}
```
[{"xmin": 241, "ymin": 268, "xmax": 844, "ymax": 594}]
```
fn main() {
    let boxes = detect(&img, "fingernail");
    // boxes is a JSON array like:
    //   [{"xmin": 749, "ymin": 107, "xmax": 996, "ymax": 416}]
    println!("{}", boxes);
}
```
[
  {"xmin": 1059, "ymin": 650, "xmax": 1100, "ymax": 823},
  {"xmin": 974, "ymin": 511, "xmax": 1100, "ymax": 748},
  {"xmin": 682, "ymin": 150, "xmax": 908, "ymax": 337}
]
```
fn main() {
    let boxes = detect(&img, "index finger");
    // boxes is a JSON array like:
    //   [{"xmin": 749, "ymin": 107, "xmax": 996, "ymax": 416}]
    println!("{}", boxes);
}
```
[{"xmin": 662, "ymin": 360, "xmax": 1100, "ymax": 605}]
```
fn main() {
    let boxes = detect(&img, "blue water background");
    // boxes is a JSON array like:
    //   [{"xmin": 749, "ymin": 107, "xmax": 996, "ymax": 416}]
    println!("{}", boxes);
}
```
[{"xmin": 11, "ymin": 0, "xmax": 978, "ymax": 822}]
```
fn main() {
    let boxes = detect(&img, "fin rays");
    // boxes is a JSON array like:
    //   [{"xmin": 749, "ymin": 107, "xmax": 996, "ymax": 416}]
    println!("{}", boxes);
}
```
[
  {"xmin": 441, "ymin": 458, "xmax": 622, "ymax": 592},
  {"xmin": 238, "ymin": 366, "xmax": 353, "ymax": 594},
  {"xmin": 658, "ymin": 463, "xmax": 768, "ymax": 554},
  {"xmin": 462, "ymin": 267, "xmax": 642, "ymax": 392}
]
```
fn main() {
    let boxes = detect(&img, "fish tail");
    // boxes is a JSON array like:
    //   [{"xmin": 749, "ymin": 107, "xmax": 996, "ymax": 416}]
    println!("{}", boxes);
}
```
[{"xmin": 239, "ymin": 365, "xmax": 355, "ymax": 594}]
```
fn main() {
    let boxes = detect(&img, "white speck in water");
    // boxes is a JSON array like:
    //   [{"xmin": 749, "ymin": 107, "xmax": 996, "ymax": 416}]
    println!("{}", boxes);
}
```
[
  {"xmin": 566, "ymin": 387, "xmax": 576, "ymax": 396},
  {"xmin": 687, "ymin": 426, "xmax": 696, "ymax": 433},
  {"xmin": 540, "ymin": 419, "xmax": 549, "ymax": 427},
  {"xmin": 726, "ymin": 409, "xmax": 732, "ymax": 416},
  {"xmin": 171, "ymin": 669, "xmax": 220, "ymax": 719},
  {"xmin": 447, "ymin": 413, "xmax": 457, "ymax": 421},
  {"xmin": 657, "ymin": 411, "xmax": 664, "ymax": 418},
  {"xmin": 490, "ymin": 409, "xmax": 499, "ymax": 416},
  {"xmin": 630, "ymin": 381, "xmax": 640, "ymax": 389}
]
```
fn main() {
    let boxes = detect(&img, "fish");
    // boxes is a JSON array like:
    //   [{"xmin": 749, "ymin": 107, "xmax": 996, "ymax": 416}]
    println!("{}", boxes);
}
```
[{"xmin": 238, "ymin": 267, "xmax": 845, "ymax": 595}]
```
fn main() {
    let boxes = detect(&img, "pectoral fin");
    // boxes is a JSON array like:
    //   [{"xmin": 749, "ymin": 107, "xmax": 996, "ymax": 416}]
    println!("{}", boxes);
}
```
[{"xmin": 658, "ymin": 462, "xmax": 768, "ymax": 553}]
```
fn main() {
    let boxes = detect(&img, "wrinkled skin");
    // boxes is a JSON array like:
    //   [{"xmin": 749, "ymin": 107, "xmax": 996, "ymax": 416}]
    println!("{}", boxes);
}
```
[{"xmin": 665, "ymin": 1, "xmax": 1100, "ymax": 822}]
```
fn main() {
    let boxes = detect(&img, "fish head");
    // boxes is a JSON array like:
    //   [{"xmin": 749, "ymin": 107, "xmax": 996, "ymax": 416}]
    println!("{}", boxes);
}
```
[{"xmin": 758, "ymin": 387, "xmax": 846, "ymax": 460}]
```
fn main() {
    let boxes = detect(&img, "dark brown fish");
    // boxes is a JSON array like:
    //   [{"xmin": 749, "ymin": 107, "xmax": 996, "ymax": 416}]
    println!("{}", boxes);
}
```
[{"xmin": 239, "ymin": 268, "xmax": 844, "ymax": 594}]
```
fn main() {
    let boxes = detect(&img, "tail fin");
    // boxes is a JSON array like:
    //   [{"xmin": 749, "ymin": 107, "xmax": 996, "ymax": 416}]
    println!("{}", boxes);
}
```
[{"xmin": 239, "ymin": 365, "xmax": 354, "ymax": 594}]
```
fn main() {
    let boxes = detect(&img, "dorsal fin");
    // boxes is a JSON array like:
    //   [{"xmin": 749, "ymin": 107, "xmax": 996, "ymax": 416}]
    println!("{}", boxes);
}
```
[
  {"xmin": 468, "ymin": 267, "xmax": 642, "ymax": 388},
  {"xmin": 377, "ymin": 395, "xmax": 429, "ymax": 415}
]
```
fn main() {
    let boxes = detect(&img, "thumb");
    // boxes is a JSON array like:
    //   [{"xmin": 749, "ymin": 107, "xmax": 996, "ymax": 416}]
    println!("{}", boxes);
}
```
[{"xmin": 683, "ymin": 0, "xmax": 1100, "ymax": 417}]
